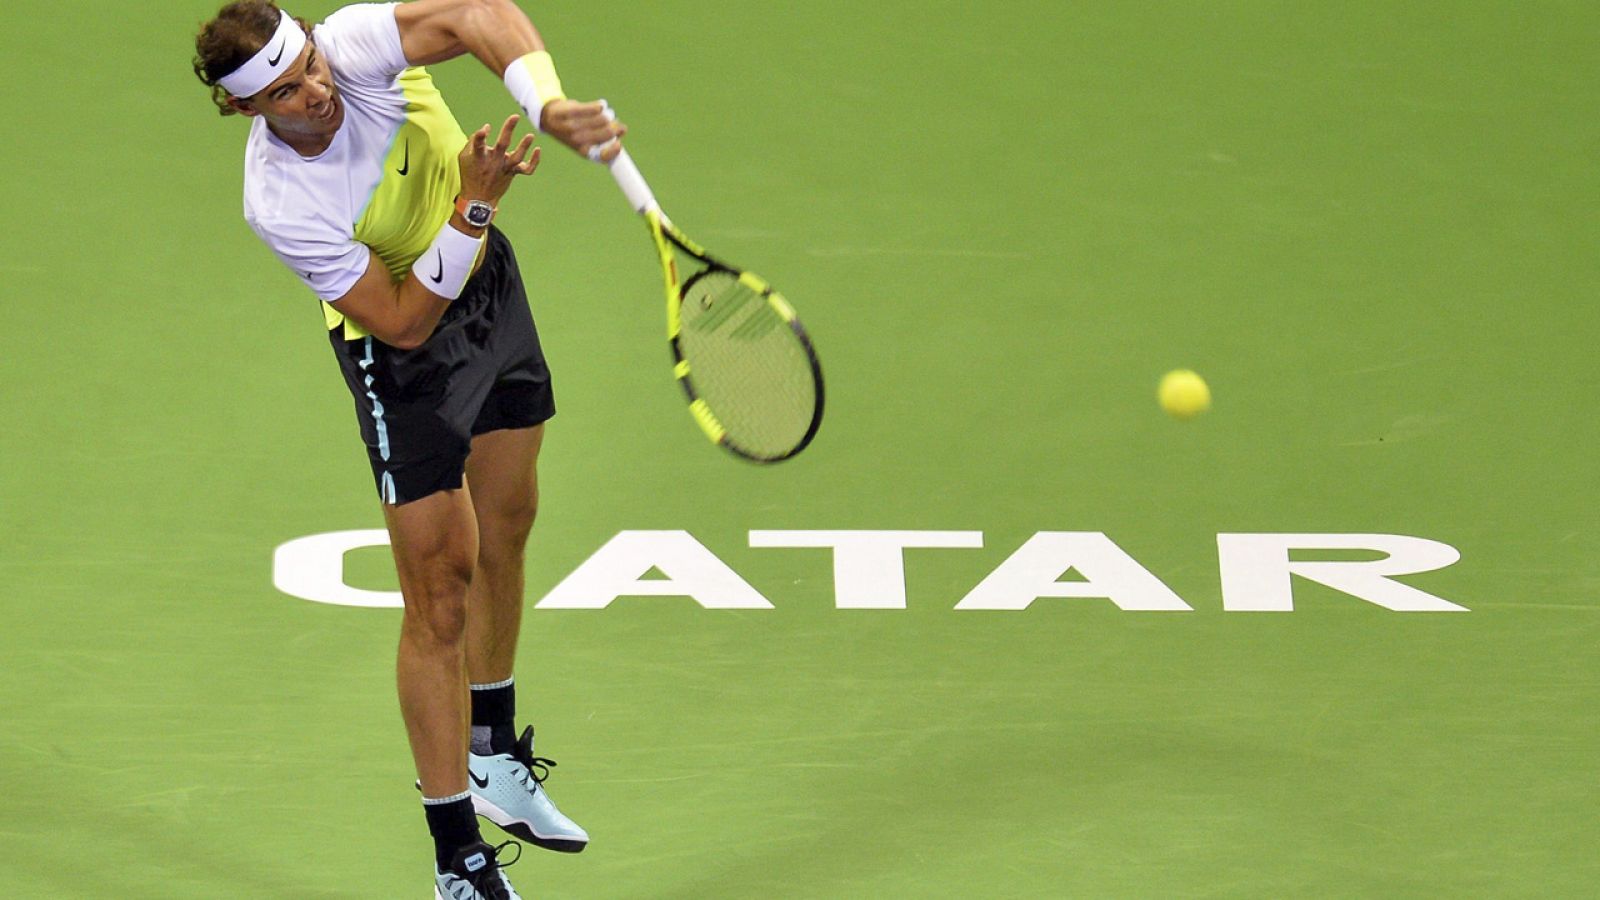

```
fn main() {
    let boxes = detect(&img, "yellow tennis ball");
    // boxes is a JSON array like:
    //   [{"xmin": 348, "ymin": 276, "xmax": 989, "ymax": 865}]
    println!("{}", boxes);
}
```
[{"xmin": 1159, "ymin": 369, "xmax": 1211, "ymax": 419}]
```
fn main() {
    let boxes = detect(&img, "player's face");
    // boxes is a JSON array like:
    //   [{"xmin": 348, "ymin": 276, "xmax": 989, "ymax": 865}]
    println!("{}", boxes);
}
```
[{"xmin": 241, "ymin": 41, "xmax": 343, "ymax": 138}]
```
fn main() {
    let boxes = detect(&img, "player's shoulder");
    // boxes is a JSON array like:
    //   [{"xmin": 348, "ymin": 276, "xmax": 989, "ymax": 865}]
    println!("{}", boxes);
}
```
[
  {"xmin": 314, "ymin": 3, "xmax": 407, "ymax": 85},
  {"xmin": 318, "ymin": 1, "xmax": 401, "ymax": 39}
]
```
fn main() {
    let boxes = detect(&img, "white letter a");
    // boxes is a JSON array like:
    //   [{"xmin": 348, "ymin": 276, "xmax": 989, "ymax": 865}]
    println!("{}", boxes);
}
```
[
  {"xmin": 956, "ymin": 532, "xmax": 1192, "ymax": 611},
  {"xmin": 537, "ymin": 530, "xmax": 773, "ymax": 609}
]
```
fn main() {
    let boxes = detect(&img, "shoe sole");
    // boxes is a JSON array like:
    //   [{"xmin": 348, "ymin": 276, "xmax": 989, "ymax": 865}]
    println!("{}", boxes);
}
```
[
  {"xmin": 473, "ymin": 795, "xmax": 589, "ymax": 854},
  {"xmin": 414, "ymin": 779, "xmax": 589, "ymax": 854}
]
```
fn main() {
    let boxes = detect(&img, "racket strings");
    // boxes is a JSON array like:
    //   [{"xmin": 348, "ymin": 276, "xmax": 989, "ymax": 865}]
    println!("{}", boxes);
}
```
[{"xmin": 678, "ymin": 269, "xmax": 818, "ymax": 459}]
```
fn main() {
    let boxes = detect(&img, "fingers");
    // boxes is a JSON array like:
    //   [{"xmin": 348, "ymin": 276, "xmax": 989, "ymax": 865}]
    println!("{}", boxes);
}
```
[
  {"xmin": 578, "ymin": 101, "xmax": 625, "ymax": 162},
  {"xmin": 493, "ymin": 114, "xmax": 520, "ymax": 153},
  {"xmin": 516, "ymin": 145, "xmax": 542, "ymax": 175},
  {"xmin": 509, "ymin": 133, "xmax": 536, "ymax": 165},
  {"xmin": 578, "ymin": 124, "xmax": 623, "ymax": 151},
  {"xmin": 559, "ymin": 99, "xmax": 609, "ymax": 120},
  {"xmin": 586, "ymin": 138, "xmax": 623, "ymax": 163},
  {"xmin": 548, "ymin": 99, "xmax": 614, "ymax": 126},
  {"xmin": 458, "ymin": 115, "xmax": 542, "ymax": 206},
  {"xmin": 547, "ymin": 100, "xmax": 626, "ymax": 141},
  {"xmin": 560, "ymin": 121, "xmax": 618, "ymax": 144},
  {"xmin": 524, "ymin": 97, "xmax": 628, "ymax": 164},
  {"xmin": 470, "ymin": 119, "xmax": 537, "ymax": 170}
]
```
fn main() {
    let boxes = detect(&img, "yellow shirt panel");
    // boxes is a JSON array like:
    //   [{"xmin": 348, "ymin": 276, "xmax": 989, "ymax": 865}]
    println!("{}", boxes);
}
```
[{"xmin": 324, "ymin": 67, "xmax": 468, "ymax": 338}]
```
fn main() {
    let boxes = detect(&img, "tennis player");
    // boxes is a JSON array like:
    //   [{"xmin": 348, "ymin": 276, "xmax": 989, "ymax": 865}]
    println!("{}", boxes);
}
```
[{"xmin": 193, "ymin": 2, "xmax": 623, "ymax": 896}]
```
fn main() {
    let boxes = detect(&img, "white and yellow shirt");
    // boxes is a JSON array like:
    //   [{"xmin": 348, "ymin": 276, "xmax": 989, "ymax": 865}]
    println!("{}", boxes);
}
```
[{"xmin": 242, "ymin": 2, "xmax": 467, "ymax": 339}]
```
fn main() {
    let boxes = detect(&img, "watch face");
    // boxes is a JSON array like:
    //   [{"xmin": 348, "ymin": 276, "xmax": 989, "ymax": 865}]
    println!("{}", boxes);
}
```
[{"xmin": 465, "ymin": 201, "xmax": 494, "ymax": 227}]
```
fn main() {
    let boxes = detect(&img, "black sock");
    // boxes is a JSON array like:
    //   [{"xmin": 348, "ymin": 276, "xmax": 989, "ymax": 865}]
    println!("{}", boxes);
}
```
[
  {"xmin": 470, "ymin": 680, "xmax": 517, "ymax": 755},
  {"xmin": 423, "ymin": 794, "xmax": 481, "ymax": 871}
]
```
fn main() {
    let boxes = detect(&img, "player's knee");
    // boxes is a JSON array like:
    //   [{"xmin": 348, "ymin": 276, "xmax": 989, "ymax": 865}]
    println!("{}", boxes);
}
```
[
  {"xmin": 426, "ymin": 551, "xmax": 475, "ymax": 599},
  {"xmin": 400, "ymin": 551, "xmax": 475, "ymax": 643},
  {"xmin": 402, "ymin": 581, "xmax": 470, "ymax": 646},
  {"xmin": 478, "ymin": 530, "xmax": 530, "ymax": 574},
  {"xmin": 479, "ymin": 496, "xmax": 537, "ymax": 564},
  {"xmin": 404, "ymin": 599, "xmax": 468, "ymax": 648}
]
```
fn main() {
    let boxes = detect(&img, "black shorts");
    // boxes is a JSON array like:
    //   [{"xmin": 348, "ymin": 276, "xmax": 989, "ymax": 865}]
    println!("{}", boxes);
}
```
[{"xmin": 330, "ymin": 226, "xmax": 555, "ymax": 505}]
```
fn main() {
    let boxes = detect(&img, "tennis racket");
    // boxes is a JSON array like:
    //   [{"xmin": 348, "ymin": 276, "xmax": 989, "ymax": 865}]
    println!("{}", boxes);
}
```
[{"xmin": 601, "ymin": 133, "xmax": 824, "ymax": 464}]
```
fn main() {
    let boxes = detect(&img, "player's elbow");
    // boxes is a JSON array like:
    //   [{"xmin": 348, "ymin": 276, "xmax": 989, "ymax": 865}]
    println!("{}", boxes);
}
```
[
  {"xmin": 357, "ymin": 315, "xmax": 430, "ymax": 351},
  {"xmin": 385, "ymin": 327, "xmax": 429, "ymax": 351},
  {"xmin": 345, "ymin": 306, "xmax": 436, "ymax": 350}
]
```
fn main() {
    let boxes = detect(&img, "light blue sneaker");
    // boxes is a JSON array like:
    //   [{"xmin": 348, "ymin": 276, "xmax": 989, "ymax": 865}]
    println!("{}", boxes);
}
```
[
  {"xmin": 469, "ymin": 726, "xmax": 589, "ymax": 853},
  {"xmin": 433, "ymin": 839, "xmax": 521, "ymax": 900}
]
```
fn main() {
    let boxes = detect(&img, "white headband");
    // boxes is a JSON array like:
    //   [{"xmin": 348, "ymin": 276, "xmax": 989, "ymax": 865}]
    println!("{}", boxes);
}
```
[{"xmin": 218, "ymin": 10, "xmax": 307, "ymax": 98}]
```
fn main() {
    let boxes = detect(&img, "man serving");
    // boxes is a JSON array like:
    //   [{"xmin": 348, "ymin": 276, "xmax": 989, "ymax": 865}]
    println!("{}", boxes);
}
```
[{"xmin": 193, "ymin": 2, "xmax": 624, "ymax": 896}]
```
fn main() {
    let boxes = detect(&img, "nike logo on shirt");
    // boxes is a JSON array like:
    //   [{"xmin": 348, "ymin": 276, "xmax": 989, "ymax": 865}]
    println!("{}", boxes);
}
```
[{"xmin": 397, "ymin": 140, "xmax": 409, "ymax": 176}]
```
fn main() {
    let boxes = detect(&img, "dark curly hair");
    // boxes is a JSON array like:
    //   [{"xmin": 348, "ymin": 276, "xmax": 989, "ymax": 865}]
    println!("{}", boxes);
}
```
[{"xmin": 193, "ymin": 0, "xmax": 313, "ymax": 115}]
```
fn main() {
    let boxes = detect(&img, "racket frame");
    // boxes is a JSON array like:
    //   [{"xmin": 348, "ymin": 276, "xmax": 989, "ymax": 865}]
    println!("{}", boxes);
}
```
[{"xmin": 644, "ymin": 209, "xmax": 825, "ymax": 463}]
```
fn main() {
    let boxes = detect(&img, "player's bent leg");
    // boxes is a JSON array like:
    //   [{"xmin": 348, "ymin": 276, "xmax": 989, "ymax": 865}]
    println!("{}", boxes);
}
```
[
  {"xmin": 458, "ymin": 424, "xmax": 588, "ymax": 851},
  {"xmin": 386, "ymin": 487, "xmax": 480, "ymax": 799}
]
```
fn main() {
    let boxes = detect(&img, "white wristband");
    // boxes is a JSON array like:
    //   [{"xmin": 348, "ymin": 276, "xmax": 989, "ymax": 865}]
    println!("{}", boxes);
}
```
[
  {"xmin": 504, "ymin": 52, "xmax": 566, "ymax": 133},
  {"xmin": 412, "ymin": 222, "xmax": 484, "ymax": 300}
]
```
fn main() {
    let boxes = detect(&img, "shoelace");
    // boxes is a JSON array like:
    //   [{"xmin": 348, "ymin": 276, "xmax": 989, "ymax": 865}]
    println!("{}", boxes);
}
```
[
  {"xmin": 513, "ymin": 755, "xmax": 557, "ymax": 790},
  {"xmin": 462, "ymin": 840, "xmax": 522, "ymax": 900},
  {"xmin": 510, "ymin": 726, "xmax": 558, "ymax": 790}
]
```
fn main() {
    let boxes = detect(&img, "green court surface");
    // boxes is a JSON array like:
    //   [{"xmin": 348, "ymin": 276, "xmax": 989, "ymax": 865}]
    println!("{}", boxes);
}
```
[{"xmin": 3, "ymin": 1, "xmax": 1597, "ymax": 896}]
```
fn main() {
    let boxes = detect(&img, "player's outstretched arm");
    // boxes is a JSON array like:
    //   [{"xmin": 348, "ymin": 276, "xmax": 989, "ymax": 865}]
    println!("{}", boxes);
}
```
[
  {"xmin": 394, "ymin": 0, "xmax": 539, "ymax": 71},
  {"xmin": 331, "ymin": 115, "xmax": 539, "ymax": 349},
  {"xmin": 393, "ymin": 0, "xmax": 626, "ymax": 162}
]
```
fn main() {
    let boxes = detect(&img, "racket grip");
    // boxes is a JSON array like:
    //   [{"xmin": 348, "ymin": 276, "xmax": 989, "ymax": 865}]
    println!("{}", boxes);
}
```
[{"xmin": 607, "ymin": 148, "xmax": 662, "ymax": 218}]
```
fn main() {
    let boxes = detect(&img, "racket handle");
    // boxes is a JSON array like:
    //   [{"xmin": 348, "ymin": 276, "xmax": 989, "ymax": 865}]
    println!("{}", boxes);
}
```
[{"xmin": 607, "ymin": 148, "xmax": 662, "ymax": 218}]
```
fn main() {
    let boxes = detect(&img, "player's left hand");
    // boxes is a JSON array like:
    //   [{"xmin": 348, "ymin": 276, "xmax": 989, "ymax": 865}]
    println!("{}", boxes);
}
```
[
  {"xmin": 540, "ymin": 98, "xmax": 626, "ymax": 163},
  {"xmin": 458, "ymin": 114, "xmax": 541, "ymax": 208}
]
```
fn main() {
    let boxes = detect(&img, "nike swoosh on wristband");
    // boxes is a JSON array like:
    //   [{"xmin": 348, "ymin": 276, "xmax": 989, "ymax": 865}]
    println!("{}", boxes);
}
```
[
  {"xmin": 397, "ymin": 140, "xmax": 409, "ymax": 176},
  {"xmin": 430, "ymin": 251, "xmax": 444, "ymax": 284},
  {"xmin": 469, "ymin": 769, "xmax": 489, "ymax": 789},
  {"xmin": 267, "ymin": 37, "xmax": 286, "ymax": 67}
]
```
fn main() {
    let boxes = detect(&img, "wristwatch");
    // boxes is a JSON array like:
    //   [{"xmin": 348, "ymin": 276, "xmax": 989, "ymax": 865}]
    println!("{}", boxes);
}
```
[{"xmin": 455, "ymin": 196, "xmax": 496, "ymax": 229}]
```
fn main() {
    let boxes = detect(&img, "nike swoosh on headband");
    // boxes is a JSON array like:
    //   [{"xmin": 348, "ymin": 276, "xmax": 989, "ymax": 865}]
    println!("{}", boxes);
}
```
[{"xmin": 217, "ymin": 10, "xmax": 304, "ymax": 97}]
